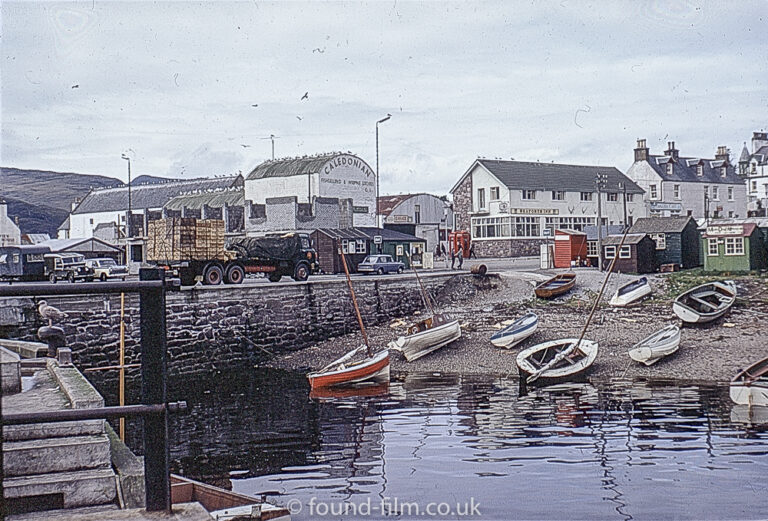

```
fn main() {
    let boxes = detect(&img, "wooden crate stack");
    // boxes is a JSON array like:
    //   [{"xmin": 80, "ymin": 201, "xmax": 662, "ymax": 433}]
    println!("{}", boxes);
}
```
[{"xmin": 147, "ymin": 218, "xmax": 227, "ymax": 261}]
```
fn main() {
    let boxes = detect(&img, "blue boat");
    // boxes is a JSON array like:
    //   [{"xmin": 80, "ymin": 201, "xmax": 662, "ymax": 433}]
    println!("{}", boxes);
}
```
[{"xmin": 490, "ymin": 312, "xmax": 538, "ymax": 349}]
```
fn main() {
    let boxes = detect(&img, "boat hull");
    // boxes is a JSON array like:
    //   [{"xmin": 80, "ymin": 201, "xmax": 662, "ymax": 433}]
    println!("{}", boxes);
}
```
[
  {"xmin": 490, "ymin": 313, "xmax": 538, "ymax": 348},
  {"xmin": 610, "ymin": 278, "xmax": 652, "ymax": 307},
  {"xmin": 516, "ymin": 338, "xmax": 598, "ymax": 384},
  {"xmin": 672, "ymin": 281, "xmax": 736, "ymax": 324},
  {"xmin": 307, "ymin": 350, "xmax": 390, "ymax": 389},
  {"xmin": 395, "ymin": 319, "xmax": 461, "ymax": 362},
  {"xmin": 628, "ymin": 325, "xmax": 681, "ymax": 366},
  {"xmin": 730, "ymin": 356, "xmax": 768, "ymax": 406},
  {"xmin": 534, "ymin": 274, "xmax": 576, "ymax": 299}
]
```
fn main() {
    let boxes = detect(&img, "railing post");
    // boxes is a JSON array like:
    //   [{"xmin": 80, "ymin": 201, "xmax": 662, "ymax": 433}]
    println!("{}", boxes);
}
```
[{"xmin": 139, "ymin": 268, "xmax": 170, "ymax": 512}]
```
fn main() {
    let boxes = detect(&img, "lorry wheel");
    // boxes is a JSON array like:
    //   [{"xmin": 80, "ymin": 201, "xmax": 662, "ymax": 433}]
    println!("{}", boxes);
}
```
[
  {"xmin": 268, "ymin": 273, "xmax": 282, "ymax": 283},
  {"xmin": 100, "ymin": 273, "xmax": 108, "ymax": 282},
  {"xmin": 292, "ymin": 263, "xmax": 310, "ymax": 282},
  {"xmin": 49, "ymin": 273, "xmax": 57, "ymax": 284},
  {"xmin": 203, "ymin": 265, "xmax": 224, "ymax": 285},
  {"xmin": 67, "ymin": 272, "xmax": 76, "ymax": 283},
  {"xmin": 225, "ymin": 264, "xmax": 245, "ymax": 284}
]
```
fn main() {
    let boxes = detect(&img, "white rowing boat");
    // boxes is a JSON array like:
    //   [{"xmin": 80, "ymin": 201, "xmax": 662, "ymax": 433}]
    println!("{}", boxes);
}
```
[
  {"xmin": 610, "ymin": 277, "xmax": 652, "ymax": 307},
  {"xmin": 516, "ymin": 338, "xmax": 598, "ymax": 384},
  {"xmin": 672, "ymin": 280, "xmax": 736, "ymax": 324},
  {"xmin": 490, "ymin": 312, "xmax": 538, "ymax": 348},
  {"xmin": 390, "ymin": 313, "xmax": 461, "ymax": 362},
  {"xmin": 628, "ymin": 325, "xmax": 681, "ymax": 366},
  {"xmin": 730, "ymin": 356, "xmax": 768, "ymax": 407}
]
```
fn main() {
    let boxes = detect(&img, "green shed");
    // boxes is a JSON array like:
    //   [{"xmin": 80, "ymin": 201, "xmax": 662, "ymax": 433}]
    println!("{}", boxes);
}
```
[{"xmin": 702, "ymin": 222, "xmax": 767, "ymax": 272}]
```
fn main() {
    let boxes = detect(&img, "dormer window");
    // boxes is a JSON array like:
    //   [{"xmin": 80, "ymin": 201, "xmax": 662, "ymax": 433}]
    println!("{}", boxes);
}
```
[
  {"xmin": 721, "ymin": 166, "xmax": 727, "ymax": 178},
  {"xmin": 696, "ymin": 164, "xmax": 703, "ymax": 176},
  {"xmin": 667, "ymin": 163, "xmax": 673, "ymax": 175}
]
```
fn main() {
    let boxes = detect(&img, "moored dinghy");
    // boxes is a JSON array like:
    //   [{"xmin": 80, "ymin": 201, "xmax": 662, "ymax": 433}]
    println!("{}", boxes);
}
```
[
  {"xmin": 628, "ymin": 325, "xmax": 681, "ymax": 366},
  {"xmin": 730, "ymin": 356, "xmax": 768, "ymax": 407},
  {"xmin": 516, "ymin": 338, "xmax": 599, "ymax": 384},
  {"xmin": 610, "ymin": 276, "xmax": 652, "ymax": 307},
  {"xmin": 391, "ymin": 312, "xmax": 461, "ymax": 362},
  {"xmin": 534, "ymin": 273, "xmax": 576, "ymax": 299},
  {"xmin": 490, "ymin": 312, "xmax": 538, "ymax": 348},
  {"xmin": 672, "ymin": 280, "xmax": 737, "ymax": 324}
]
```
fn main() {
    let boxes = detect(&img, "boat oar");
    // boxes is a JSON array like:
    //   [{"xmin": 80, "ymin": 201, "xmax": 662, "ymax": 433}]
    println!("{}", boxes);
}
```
[
  {"xmin": 339, "ymin": 245, "xmax": 372, "ymax": 357},
  {"xmin": 527, "ymin": 226, "xmax": 632, "ymax": 384}
]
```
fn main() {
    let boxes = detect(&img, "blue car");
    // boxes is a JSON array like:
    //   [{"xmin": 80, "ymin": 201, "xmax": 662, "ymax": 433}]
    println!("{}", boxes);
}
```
[{"xmin": 357, "ymin": 254, "xmax": 405, "ymax": 275}]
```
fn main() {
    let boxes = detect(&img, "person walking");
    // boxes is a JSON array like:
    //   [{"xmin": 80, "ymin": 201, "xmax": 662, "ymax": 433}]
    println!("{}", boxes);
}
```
[
  {"xmin": 450, "ymin": 245, "xmax": 456, "ymax": 269},
  {"xmin": 469, "ymin": 243, "xmax": 477, "ymax": 259},
  {"xmin": 456, "ymin": 243, "xmax": 464, "ymax": 269}
]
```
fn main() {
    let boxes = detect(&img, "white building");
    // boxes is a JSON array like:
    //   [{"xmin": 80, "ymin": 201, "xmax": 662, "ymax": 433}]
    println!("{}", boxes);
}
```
[
  {"xmin": 378, "ymin": 193, "xmax": 453, "ymax": 253},
  {"xmin": 450, "ymin": 159, "xmax": 646, "ymax": 257},
  {"xmin": 738, "ymin": 131, "xmax": 768, "ymax": 215},
  {"xmin": 244, "ymin": 153, "xmax": 376, "ymax": 228},
  {"xmin": 0, "ymin": 199, "xmax": 21, "ymax": 247},
  {"xmin": 626, "ymin": 139, "xmax": 747, "ymax": 220}
]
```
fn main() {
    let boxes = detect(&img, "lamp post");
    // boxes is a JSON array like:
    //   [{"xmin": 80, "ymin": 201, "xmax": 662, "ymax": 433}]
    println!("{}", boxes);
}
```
[
  {"xmin": 595, "ymin": 173, "xmax": 608, "ymax": 271},
  {"xmin": 619, "ymin": 181, "xmax": 628, "ymax": 231},
  {"xmin": 121, "ymin": 153, "xmax": 132, "ymax": 238},
  {"xmin": 375, "ymin": 114, "xmax": 391, "ymax": 228}
]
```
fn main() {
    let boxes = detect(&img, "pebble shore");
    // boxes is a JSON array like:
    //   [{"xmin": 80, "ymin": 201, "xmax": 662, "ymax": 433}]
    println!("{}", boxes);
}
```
[{"xmin": 267, "ymin": 269, "xmax": 768, "ymax": 383}]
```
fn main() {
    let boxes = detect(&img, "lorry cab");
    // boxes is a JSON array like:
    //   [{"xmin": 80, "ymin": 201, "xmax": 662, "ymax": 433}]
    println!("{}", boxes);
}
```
[{"xmin": 44, "ymin": 253, "xmax": 94, "ymax": 283}]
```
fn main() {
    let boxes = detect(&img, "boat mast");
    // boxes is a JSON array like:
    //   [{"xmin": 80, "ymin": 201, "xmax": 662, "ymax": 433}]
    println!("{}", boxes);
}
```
[
  {"xmin": 339, "ymin": 245, "xmax": 372, "ymax": 357},
  {"xmin": 409, "ymin": 254, "xmax": 435, "ymax": 316}
]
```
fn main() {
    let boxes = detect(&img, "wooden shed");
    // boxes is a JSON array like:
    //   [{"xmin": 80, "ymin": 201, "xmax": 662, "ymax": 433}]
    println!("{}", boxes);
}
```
[
  {"xmin": 553, "ymin": 229, "xmax": 588, "ymax": 268},
  {"xmin": 702, "ymin": 222, "xmax": 767, "ymax": 272},
  {"xmin": 601, "ymin": 234, "xmax": 657, "ymax": 274},
  {"xmin": 629, "ymin": 216, "xmax": 701, "ymax": 269}
]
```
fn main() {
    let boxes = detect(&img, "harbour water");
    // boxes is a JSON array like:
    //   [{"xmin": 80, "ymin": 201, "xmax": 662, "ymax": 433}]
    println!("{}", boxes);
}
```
[{"xmin": 158, "ymin": 369, "xmax": 768, "ymax": 520}]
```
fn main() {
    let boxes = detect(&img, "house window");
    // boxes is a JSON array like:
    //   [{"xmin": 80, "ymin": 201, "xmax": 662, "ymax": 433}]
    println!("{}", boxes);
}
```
[
  {"xmin": 752, "ymin": 180, "xmax": 758, "ymax": 192},
  {"xmin": 414, "ymin": 204, "xmax": 421, "ymax": 224},
  {"xmin": 587, "ymin": 241, "xmax": 598, "ymax": 257},
  {"xmin": 607, "ymin": 193, "xmax": 618, "ymax": 202},
  {"xmin": 90, "ymin": 218, "xmax": 94, "ymax": 225},
  {"xmin": 673, "ymin": 184, "xmax": 681, "ymax": 199},
  {"xmin": 728, "ymin": 211, "xmax": 734, "ymax": 218},
  {"xmin": 725, "ymin": 237, "xmax": 744, "ymax": 256},
  {"xmin": 477, "ymin": 188, "xmax": 486, "ymax": 210},
  {"xmin": 471, "ymin": 216, "xmax": 540, "ymax": 238},
  {"xmin": 551, "ymin": 191, "xmax": 565, "ymax": 201},
  {"xmin": 650, "ymin": 233, "xmax": 666, "ymax": 250},
  {"xmin": 580, "ymin": 192, "xmax": 593, "ymax": 201},
  {"xmin": 619, "ymin": 245, "xmax": 631, "ymax": 259},
  {"xmin": 625, "ymin": 193, "xmax": 634, "ymax": 202},
  {"xmin": 522, "ymin": 190, "xmax": 537, "ymax": 200},
  {"xmin": 667, "ymin": 163, "xmax": 674, "ymax": 175},
  {"xmin": 649, "ymin": 184, "xmax": 658, "ymax": 200},
  {"xmin": 721, "ymin": 166, "xmax": 727, "ymax": 178},
  {"xmin": 604, "ymin": 246, "xmax": 616, "ymax": 259},
  {"xmin": 752, "ymin": 163, "xmax": 757, "ymax": 174},
  {"xmin": 490, "ymin": 187, "xmax": 500, "ymax": 200},
  {"xmin": 696, "ymin": 164, "xmax": 703, "ymax": 176},
  {"xmin": 728, "ymin": 186, "xmax": 734, "ymax": 201},
  {"xmin": 712, "ymin": 186, "xmax": 719, "ymax": 200},
  {"xmin": 707, "ymin": 238, "xmax": 719, "ymax": 256},
  {"xmin": 341, "ymin": 239, "xmax": 366, "ymax": 254}
]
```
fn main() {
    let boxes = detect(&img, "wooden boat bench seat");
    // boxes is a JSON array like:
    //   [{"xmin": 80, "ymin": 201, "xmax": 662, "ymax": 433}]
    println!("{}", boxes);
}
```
[{"xmin": 688, "ymin": 296, "xmax": 718, "ymax": 309}]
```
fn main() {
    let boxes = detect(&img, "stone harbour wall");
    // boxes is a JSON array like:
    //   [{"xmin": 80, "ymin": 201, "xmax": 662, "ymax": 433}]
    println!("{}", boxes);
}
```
[{"xmin": 0, "ymin": 274, "xmax": 458, "ymax": 379}]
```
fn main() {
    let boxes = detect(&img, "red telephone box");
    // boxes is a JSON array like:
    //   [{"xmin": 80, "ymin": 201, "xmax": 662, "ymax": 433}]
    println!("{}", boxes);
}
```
[{"xmin": 449, "ymin": 231, "xmax": 471, "ymax": 258}]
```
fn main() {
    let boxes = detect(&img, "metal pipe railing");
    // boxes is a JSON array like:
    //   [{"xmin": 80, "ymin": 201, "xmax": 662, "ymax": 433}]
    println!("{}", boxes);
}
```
[{"xmin": 3, "ymin": 402, "xmax": 187, "ymax": 425}]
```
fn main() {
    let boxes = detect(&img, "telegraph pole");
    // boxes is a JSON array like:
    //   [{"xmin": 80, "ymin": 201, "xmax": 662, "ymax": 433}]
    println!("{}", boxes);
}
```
[
  {"xmin": 619, "ymin": 181, "xmax": 628, "ymax": 230},
  {"xmin": 595, "ymin": 173, "xmax": 607, "ymax": 271}
]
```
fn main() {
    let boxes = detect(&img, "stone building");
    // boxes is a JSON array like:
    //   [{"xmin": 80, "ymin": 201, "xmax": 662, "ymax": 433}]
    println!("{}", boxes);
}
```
[
  {"xmin": 450, "ymin": 159, "xmax": 645, "ymax": 257},
  {"xmin": 0, "ymin": 200, "xmax": 21, "ymax": 247},
  {"xmin": 738, "ymin": 131, "xmax": 768, "ymax": 216},
  {"xmin": 626, "ymin": 139, "xmax": 746, "ymax": 220},
  {"xmin": 244, "ymin": 153, "xmax": 376, "ymax": 227},
  {"xmin": 246, "ymin": 196, "xmax": 354, "ymax": 235},
  {"xmin": 164, "ymin": 188, "xmax": 245, "ymax": 235},
  {"xmin": 377, "ymin": 193, "xmax": 452, "ymax": 253}
]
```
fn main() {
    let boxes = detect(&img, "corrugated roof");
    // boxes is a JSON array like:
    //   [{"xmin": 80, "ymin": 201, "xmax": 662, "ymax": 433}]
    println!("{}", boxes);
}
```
[
  {"xmin": 647, "ymin": 155, "xmax": 744, "ymax": 185},
  {"xmin": 602, "ymin": 234, "xmax": 647, "ymax": 245},
  {"xmin": 246, "ymin": 153, "xmax": 374, "ymax": 180},
  {"xmin": 630, "ymin": 216, "xmax": 695, "ymax": 234},
  {"xmin": 165, "ymin": 189, "xmax": 244, "ymax": 211},
  {"xmin": 471, "ymin": 160, "xmax": 644, "ymax": 194},
  {"xmin": 73, "ymin": 176, "xmax": 242, "ymax": 214}
]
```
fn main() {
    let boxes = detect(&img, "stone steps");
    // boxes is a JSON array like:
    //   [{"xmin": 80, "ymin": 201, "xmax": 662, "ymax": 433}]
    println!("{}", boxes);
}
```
[
  {"xmin": 4, "ymin": 434, "xmax": 112, "ymax": 477},
  {"xmin": 4, "ymin": 468, "xmax": 118, "ymax": 509},
  {"xmin": 4, "ymin": 419, "xmax": 104, "ymax": 442}
]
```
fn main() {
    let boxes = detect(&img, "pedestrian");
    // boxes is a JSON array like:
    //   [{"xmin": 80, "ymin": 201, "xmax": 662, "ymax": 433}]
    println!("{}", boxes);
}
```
[
  {"xmin": 469, "ymin": 243, "xmax": 476, "ymax": 259},
  {"xmin": 450, "ymin": 246, "xmax": 456, "ymax": 269},
  {"xmin": 456, "ymin": 243, "xmax": 464, "ymax": 269},
  {"xmin": 441, "ymin": 243, "xmax": 447, "ymax": 256},
  {"xmin": 435, "ymin": 244, "xmax": 441, "ymax": 259}
]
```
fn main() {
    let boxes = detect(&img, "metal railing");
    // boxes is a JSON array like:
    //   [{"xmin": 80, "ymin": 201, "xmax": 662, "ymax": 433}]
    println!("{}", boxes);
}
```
[{"xmin": 0, "ymin": 268, "xmax": 181, "ymax": 513}]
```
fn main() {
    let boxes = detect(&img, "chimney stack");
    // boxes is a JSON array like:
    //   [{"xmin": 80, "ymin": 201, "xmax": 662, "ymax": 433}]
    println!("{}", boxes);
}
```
[
  {"xmin": 664, "ymin": 141, "xmax": 679, "ymax": 159},
  {"xmin": 71, "ymin": 198, "xmax": 81, "ymax": 211},
  {"xmin": 715, "ymin": 145, "xmax": 730, "ymax": 163},
  {"xmin": 634, "ymin": 138, "xmax": 649, "ymax": 162},
  {"xmin": 752, "ymin": 131, "xmax": 768, "ymax": 153}
]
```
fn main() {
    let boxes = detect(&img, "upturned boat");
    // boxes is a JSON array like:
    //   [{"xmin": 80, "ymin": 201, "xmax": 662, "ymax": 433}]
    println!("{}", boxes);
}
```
[
  {"xmin": 516, "ymin": 338, "xmax": 598, "ymax": 384},
  {"xmin": 534, "ymin": 273, "xmax": 576, "ymax": 299},
  {"xmin": 490, "ymin": 312, "xmax": 538, "ymax": 348},
  {"xmin": 390, "ymin": 312, "xmax": 461, "ymax": 362},
  {"xmin": 672, "ymin": 280, "xmax": 736, "ymax": 324},
  {"xmin": 609, "ymin": 277, "xmax": 652, "ymax": 307},
  {"xmin": 628, "ymin": 325, "xmax": 681, "ymax": 366},
  {"xmin": 730, "ymin": 356, "xmax": 768, "ymax": 407}
]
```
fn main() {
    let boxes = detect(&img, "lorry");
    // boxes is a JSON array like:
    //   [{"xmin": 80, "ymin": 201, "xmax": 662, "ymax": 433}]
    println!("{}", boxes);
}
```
[
  {"xmin": 0, "ymin": 247, "xmax": 94, "ymax": 283},
  {"xmin": 146, "ymin": 218, "xmax": 317, "ymax": 286}
]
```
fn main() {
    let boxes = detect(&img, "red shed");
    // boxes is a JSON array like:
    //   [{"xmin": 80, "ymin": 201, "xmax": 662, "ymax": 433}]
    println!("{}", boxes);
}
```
[{"xmin": 553, "ymin": 229, "xmax": 588, "ymax": 268}]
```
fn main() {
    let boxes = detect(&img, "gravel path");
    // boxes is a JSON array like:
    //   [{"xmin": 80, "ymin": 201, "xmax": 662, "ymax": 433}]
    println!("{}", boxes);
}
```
[{"xmin": 267, "ymin": 269, "xmax": 768, "ymax": 383}]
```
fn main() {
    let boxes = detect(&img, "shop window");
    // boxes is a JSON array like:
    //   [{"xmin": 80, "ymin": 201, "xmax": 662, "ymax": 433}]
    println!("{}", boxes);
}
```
[
  {"xmin": 707, "ymin": 238, "xmax": 719, "ymax": 256},
  {"xmin": 725, "ymin": 237, "xmax": 744, "ymax": 256}
]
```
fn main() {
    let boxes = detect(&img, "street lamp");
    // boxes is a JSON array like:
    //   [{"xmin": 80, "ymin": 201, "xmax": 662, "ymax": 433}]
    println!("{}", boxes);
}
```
[
  {"xmin": 121, "ymin": 153, "xmax": 132, "ymax": 237},
  {"xmin": 375, "ymin": 114, "xmax": 391, "ymax": 228},
  {"xmin": 595, "ymin": 173, "xmax": 608, "ymax": 271}
]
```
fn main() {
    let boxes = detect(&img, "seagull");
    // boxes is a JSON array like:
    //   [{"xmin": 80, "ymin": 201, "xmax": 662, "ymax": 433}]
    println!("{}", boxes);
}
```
[
  {"xmin": 296, "ymin": 115, "xmax": 303, "ymax": 120},
  {"xmin": 301, "ymin": 92, "xmax": 308, "ymax": 100},
  {"xmin": 71, "ymin": 84, "xmax": 79, "ymax": 89},
  {"xmin": 38, "ymin": 300, "xmax": 67, "ymax": 326},
  {"xmin": 240, "ymin": 144, "xmax": 251, "ymax": 148},
  {"xmin": 251, "ymin": 104, "xmax": 258, "ymax": 107}
]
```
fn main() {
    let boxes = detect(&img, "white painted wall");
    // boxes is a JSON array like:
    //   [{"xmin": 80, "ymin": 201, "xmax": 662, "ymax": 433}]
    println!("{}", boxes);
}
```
[
  {"xmin": 0, "ymin": 202, "xmax": 21, "ymax": 246},
  {"xmin": 70, "ymin": 209, "xmax": 145, "ymax": 238},
  {"xmin": 746, "ymin": 158, "xmax": 768, "ymax": 210}
]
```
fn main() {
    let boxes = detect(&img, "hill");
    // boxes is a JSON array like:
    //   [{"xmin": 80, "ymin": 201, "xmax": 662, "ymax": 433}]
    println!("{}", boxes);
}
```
[{"xmin": 0, "ymin": 167, "xmax": 123, "ymax": 236}]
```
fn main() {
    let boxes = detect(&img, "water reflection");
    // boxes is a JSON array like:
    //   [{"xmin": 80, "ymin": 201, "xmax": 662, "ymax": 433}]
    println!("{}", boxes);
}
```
[{"xmin": 163, "ymin": 370, "xmax": 768, "ymax": 520}]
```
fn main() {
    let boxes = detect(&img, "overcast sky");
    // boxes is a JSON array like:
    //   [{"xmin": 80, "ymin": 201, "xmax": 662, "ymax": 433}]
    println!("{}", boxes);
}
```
[{"xmin": 2, "ymin": 1, "xmax": 766, "ymax": 195}]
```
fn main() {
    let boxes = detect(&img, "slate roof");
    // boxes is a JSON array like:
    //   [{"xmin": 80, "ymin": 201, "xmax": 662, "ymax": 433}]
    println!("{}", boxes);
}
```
[
  {"xmin": 72, "ymin": 176, "xmax": 242, "ymax": 214},
  {"xmin": 646, "ymin": 154, "xmax": 744, "ymax": 185},
  {"xmin": 165, "ymin": 189, "xmax": 244, "ymax": 211},
  {"xmin": 464, "ymin": 160, "xmax": 644, "ymax": 194},
  {"xmin": 602, "ymin": 233, "xmax": 648, "ymax": 246},
  {"xmin": 314, "ymin": 227, "xmax": 425, "ymax": 242},
  {"xmin": 739, "ymin": 144, "xmax": 751, "ymax": 163},
  {"xmin": 584, "ymin": 225, "xmax": 624, "ymax": 241},
  {"xmin": 753, "ymin": 145, "xmax": 768, "ymax": 166},
  {"xmin": 57, "ymin": 216, "xmax": 70, "ymax": 231},
  {"xmin": 629, "ymin": 216, "xmax": 695, "ymax": 234}
]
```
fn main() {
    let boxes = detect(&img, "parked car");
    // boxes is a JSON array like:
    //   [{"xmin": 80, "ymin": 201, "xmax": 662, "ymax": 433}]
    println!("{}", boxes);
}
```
[
  {"xmin": 85, "ymin": 258, "xmax": 128, "ymax": 281},
  {"xmin": 44, "ymin": 253, "xmax": 94, "ymax": 283},
  {"xmin": 357, "ymin": 254, "xmax": 405, "ymax": 275}
]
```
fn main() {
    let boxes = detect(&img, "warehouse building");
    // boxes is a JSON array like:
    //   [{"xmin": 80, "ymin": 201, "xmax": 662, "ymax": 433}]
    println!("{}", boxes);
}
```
[{"xmin": 377, "ymin": 193, "xmax": 452, "ymax": 254}]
